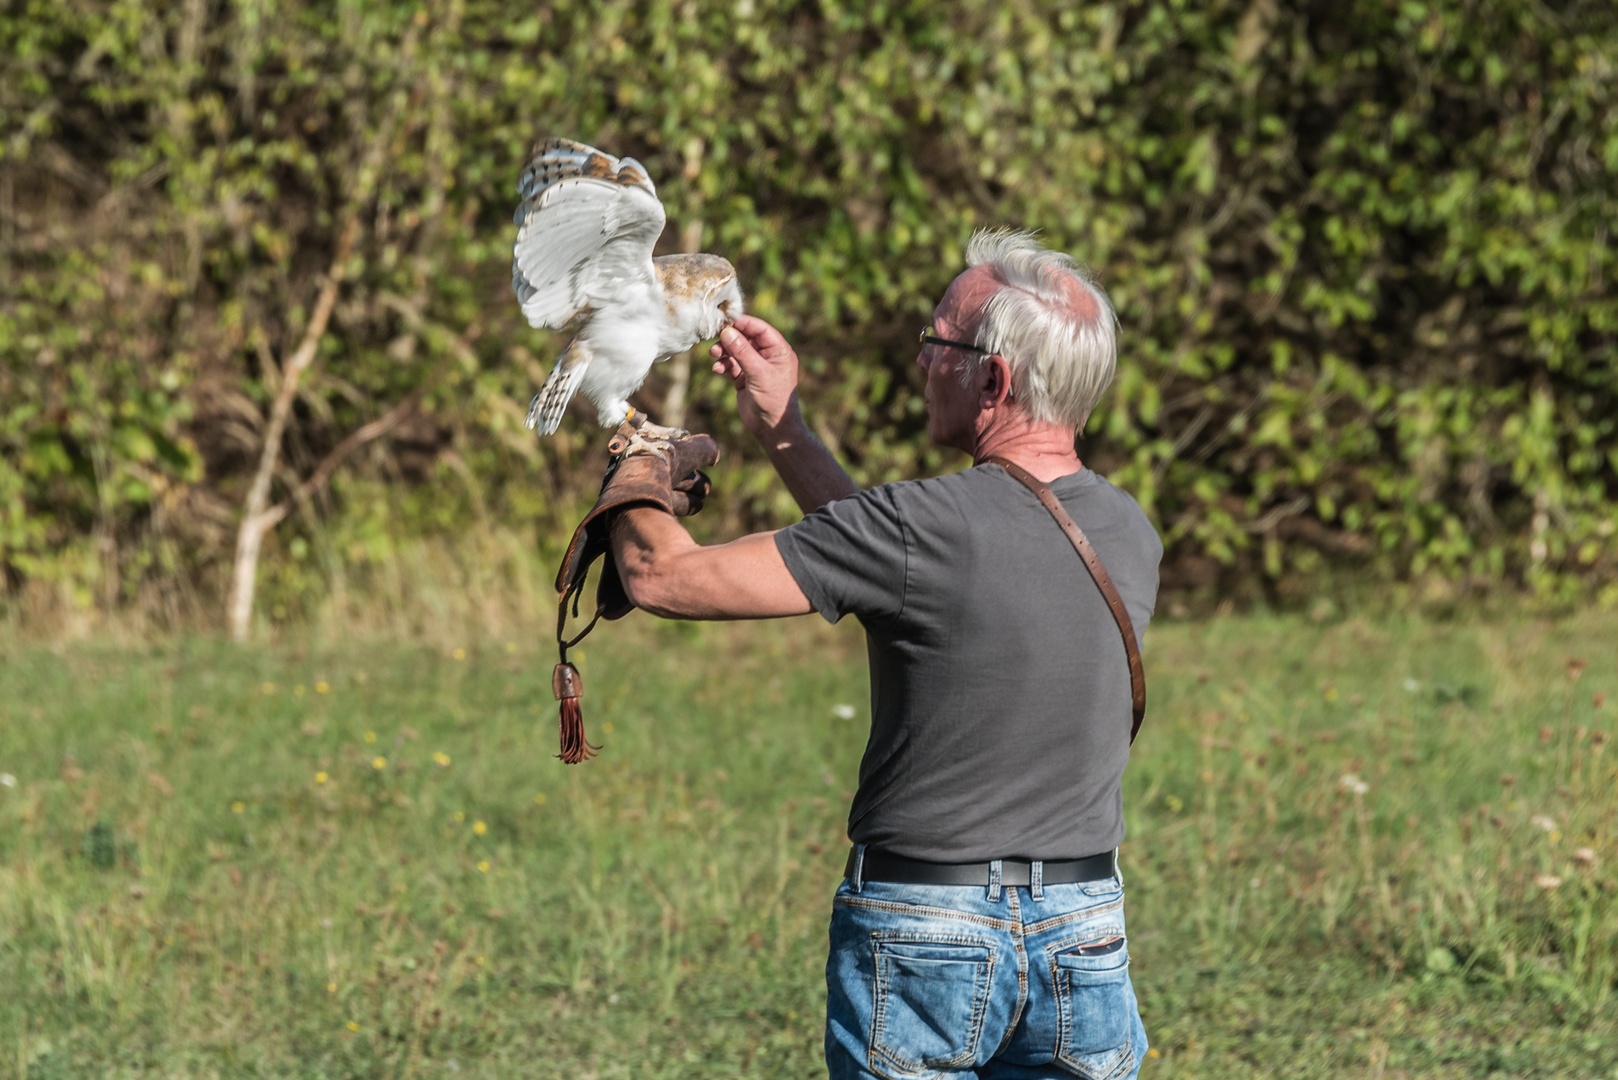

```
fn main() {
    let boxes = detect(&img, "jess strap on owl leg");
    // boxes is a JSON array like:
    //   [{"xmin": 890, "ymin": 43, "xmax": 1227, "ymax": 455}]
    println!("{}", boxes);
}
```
[{"xmin": 550, "ymin": 420, "xmax": 720, "ymax": 762}]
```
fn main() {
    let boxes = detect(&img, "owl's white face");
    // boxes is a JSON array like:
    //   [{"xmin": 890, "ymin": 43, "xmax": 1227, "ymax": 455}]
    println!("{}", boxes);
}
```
[{"xmin": 699, "ymin": 275, "xmax": 745, "ymax": 341}]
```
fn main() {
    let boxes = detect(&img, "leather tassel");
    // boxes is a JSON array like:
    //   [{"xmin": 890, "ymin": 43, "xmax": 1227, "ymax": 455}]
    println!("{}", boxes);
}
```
[{"xmin": 552, "ymin": 662, "xmax": 597, "ymax": 764}]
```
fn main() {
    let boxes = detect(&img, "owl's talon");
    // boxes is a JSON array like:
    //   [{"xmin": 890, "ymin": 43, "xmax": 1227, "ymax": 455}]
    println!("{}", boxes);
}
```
[{"xmin": 634, "ymin": 419, "xmax": 691, "ymax": 441}]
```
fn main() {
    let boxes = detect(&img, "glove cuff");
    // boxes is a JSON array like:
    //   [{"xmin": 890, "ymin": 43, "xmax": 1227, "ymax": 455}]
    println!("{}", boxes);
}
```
[{"xmin": 553, "ymin": 453, "xmax": 676, "ymax": 595}]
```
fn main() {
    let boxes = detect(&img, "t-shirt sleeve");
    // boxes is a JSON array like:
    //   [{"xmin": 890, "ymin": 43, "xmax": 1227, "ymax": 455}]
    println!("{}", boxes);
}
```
[{"xmin": 773, "ymin": 485, "xmax": 908, "ymax": 625}]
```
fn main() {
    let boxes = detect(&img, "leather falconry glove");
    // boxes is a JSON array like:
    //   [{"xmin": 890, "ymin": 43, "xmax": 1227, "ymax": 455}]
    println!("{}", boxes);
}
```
[{"xmin": 551, "ymin": 419, "xmax": 720, "ymax": 762}]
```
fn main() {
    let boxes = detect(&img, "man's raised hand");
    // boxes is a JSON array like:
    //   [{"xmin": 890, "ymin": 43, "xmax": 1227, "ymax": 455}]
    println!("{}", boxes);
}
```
[
  {"xmin": 710, "ymin": 314, "xmax": 858, "ymax": 513},
  {"xmin": 710, "ymin": 315, "xmax": 801, "ymax": 440}
]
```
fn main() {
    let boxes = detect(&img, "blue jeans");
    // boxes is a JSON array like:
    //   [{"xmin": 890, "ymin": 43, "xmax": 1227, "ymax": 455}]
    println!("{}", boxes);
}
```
[{"xmin": 825, "ymin": 858, "xmax": 1148, "ymax": 1080}]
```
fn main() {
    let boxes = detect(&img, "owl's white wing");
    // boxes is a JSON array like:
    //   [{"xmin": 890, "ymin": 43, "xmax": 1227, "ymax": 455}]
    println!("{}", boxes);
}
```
[{"xmin": 511, "ymin": 139, "xmax": 666, "ymax": 330}]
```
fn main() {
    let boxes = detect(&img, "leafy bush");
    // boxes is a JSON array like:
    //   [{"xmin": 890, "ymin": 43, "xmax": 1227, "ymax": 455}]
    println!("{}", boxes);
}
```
[{"xmin": 1, "ymin": 0, "xmax": 1614, "ymax": 622}]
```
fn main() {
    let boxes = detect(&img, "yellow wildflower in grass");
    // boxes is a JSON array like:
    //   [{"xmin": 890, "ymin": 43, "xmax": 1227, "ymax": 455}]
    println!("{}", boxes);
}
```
[
  {"xmin": 327, "ymin": 982, "xmax": 337, "ymax": 993},
  {"xmin": 261, "ymin": 682, "xmax": 276, "ymax": 695},
  {"xmin": 452, "ymin": 647, "xmax": 467, "ymax": 661},
  {"xmin": 1148, "ymin": 1049, "xmax": 1160, "ymax": 1059},
  {"xmin": 472, "ymin": 820, "xmax": 487, "ymax": 836},
  {"xmin": 363, "ymin": 731, "xmax": 377, "ymax": 744},
  {"xmin": 1323, "ymin": 686, "xmax": 1340, "ymax": 701},
  {"xmin": 231, "ymin": 801, "xmax": 246, "ymax": 814},
  {"xmin": 602, "ymin": 721, "xmax": 615, "ymax": 735},
  {"xmin": 504, "ymin": 641, "xmax": 517, "ymax": 653},
  {"xmin": 372, "ymin": 756, "xmax": 387, "ymax": 771},
  {"xmin": 315, "ymin": 771, "xmax": 328, "ymax": 784},
  {"xmin": 475, "ymin": 955, "xmax": 486, "ymax": 965},
  {"xmin": 453, "ymin": 810, "xmax": 465, "ymax": 822},
  {"xmin": 477, "ymin": 860, "xmax": 490, "ymax": 873},
  {"xmin": 432, "ymin": 751, "xmax": 451, "ymax": 767},
  {"xmin": 347, "ymin": 1021, "xmax": 359, "ymax": 1032},
  {"xmin": 315, "ymin": 681, "xmax": 330, "ymax": 694},
  {"xmin": 533, "ymin": 793, "xmax": 547, "ymax": 806}
]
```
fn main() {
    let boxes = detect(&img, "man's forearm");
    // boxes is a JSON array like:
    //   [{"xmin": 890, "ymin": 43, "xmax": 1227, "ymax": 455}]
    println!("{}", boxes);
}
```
[
  {"xmin": 755, "ymin": 414, "xmax": 859, "ymax": 515},
  {"xmin": 611, "ymin": 509, "xmax": 812, "ymax": 620}
]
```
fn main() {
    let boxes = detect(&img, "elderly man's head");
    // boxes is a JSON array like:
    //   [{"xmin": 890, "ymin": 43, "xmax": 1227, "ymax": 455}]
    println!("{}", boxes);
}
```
[{"xmin": 918, "ymin": 230, "xmax": 1117, "ymax": 453}]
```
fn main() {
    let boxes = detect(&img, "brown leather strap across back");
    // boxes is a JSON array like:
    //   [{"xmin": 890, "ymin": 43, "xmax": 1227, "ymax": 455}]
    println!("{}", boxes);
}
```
[{"xmin": 988, "ymin": 456, "xmax": 1147, "ymax": 744}]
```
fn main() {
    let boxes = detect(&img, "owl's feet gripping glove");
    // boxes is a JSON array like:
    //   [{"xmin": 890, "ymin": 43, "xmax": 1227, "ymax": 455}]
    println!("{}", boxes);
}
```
[{"xmin": 551, "ymin": 419, "xmax": 720, "ymax": 762}]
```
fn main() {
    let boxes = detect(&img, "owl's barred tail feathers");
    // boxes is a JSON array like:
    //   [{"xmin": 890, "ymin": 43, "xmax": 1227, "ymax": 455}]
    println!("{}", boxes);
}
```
[{"xmin": 526, "ymin": 339, "xmax": 593, "ymax": 435}]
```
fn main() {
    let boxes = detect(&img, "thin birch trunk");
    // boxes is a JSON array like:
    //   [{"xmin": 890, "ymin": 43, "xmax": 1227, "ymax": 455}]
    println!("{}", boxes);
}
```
[
  {"xmin": 225, "ymin": 24, "xmax": 419, "ymax": 641},
  {"xmin": 227, "ymin": 219, "xmax": 358, "ymax": 641}
]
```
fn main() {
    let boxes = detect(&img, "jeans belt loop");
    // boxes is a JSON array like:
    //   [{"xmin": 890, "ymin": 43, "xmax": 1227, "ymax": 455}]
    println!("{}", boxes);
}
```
[
  {"xmin": 851, "ymin": 843, "xmax": 867, "ymax": 894},
  {"xmin": 1030, "ymin": 859, "xmax": 1044, "ymax": 901},
  {"xmin": 1111, "ymin": 848, "xmax": 1122, "ymax": 887},
  {"xmin": 986, "ymin": 859, "xmax": 1003, "ymax": 902}
]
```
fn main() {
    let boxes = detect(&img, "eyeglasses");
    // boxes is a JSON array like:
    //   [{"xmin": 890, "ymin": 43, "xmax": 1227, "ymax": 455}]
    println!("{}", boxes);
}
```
[{"xmin": 919, "ymin": 323, "xmax": 989, "ymax": 354}]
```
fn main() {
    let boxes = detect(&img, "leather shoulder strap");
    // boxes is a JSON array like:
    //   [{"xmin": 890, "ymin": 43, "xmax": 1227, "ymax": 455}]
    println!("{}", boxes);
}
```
[{"xmin": 987, "ymin": 456, "xmax": 1147, "ymax": 744}]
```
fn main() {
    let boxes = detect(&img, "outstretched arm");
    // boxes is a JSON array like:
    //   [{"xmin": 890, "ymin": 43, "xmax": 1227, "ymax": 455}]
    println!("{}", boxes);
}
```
[
  {"xmin": 611, "ymin": 507, "xmax": 813, "ymax": 620},
  {"xmin": 710, "ymin": 315, "xmax": 859, "ymax": 514}
]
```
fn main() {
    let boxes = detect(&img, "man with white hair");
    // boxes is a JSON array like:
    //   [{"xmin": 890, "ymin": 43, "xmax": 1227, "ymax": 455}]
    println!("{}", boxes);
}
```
[{"xmin": 610, "ymin": 229, "xmax": 1161, "ymax": 1079}]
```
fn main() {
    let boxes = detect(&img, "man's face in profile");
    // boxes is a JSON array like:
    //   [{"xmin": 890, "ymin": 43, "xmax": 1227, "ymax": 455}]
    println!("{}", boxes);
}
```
[{"xmin": 918, "ymin": 268, "xmax": 998, "ymax": 453}]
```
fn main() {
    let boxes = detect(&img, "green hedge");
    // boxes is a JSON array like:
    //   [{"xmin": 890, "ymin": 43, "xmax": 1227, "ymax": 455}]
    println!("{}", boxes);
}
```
[{"xmin": 1, "ymin": 0, "xmax": 1615, "ymax": 621}]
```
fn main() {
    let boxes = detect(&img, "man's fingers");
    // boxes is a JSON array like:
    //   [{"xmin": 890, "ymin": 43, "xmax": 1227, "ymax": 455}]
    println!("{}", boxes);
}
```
[
  {"xmin": 717, "ymin": 326, "xmax": 769, "ymax": 375},
  {"xmin": 730, "ymin": 314, "xmax": 790, "ymax": 355},
  {"xmin": 714, "ymin": 315, "xmax": 795, "ymax": 398},
  {"xmin": 709, "ymin": 355, "xmax": 746, "ymax": 390}
]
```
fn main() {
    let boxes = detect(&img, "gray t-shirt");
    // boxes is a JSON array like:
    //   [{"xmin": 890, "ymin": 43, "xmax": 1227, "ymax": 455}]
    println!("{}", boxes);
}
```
[{"xmin": 775, "ymin": 462, "xmax": 1162, "ymax": 863}]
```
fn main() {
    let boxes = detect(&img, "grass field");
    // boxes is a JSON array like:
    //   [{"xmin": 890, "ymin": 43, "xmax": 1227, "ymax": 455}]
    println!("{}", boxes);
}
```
[{"xmin": 1, "ymin": 609, "xmax": 1615, "ymax": 1079}]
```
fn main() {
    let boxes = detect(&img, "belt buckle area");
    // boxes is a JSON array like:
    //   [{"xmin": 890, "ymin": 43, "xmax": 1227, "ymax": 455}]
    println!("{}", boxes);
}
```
[
  {"xmin": 996, "ymin": 860, "xmax": 1033, "ymax": 887},
  {"xmin": 844, "ymin": 849, "xmax": 1118, "ymax": 889}
]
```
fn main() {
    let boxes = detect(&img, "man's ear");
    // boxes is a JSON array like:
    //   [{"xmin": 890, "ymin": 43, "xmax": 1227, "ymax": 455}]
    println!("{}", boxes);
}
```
[{"xmin": 980, "ymin": 355, "xmax": 1013, "ymax": 408}]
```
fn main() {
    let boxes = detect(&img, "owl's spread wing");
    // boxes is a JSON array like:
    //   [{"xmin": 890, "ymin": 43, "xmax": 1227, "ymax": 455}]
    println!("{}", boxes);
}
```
[{"xmin": 511, "ymin": 139, "xmax": 666, "ymax": 330}]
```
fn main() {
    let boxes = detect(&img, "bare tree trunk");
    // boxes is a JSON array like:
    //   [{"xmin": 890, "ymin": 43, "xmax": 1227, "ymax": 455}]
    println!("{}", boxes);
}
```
[
  {"xmin": 662, "ymin": 217, "xmax": 705, "ymax": 428},
  {"xmin": 225, "ymin": 24, "xmax": 419, "ymax": 641},
  {"xmin": 227, "ymin": 219, "xmax": 358, "ymax": 641}
]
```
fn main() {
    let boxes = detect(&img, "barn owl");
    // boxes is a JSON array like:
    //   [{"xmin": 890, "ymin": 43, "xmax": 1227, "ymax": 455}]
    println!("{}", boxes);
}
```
[{"xmin": 511, "ymin": 138, "xmax": 744, "ymax": 434}]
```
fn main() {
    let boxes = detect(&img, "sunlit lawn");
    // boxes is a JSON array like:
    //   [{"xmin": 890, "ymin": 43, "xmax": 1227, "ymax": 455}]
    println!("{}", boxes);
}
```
[{"xmin": 1, "ymin": 609, "xmax": 1615, "ymax": 1078}]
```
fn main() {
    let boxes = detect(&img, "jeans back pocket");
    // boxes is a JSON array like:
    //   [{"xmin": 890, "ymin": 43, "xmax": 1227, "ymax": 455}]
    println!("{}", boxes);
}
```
[
  {"xmin": 869, "ymin": 937, "xmax": 996, "ymax": 1079},
  {"xmin": 1051, "ymin": 934, "xmax": 1136, "ymax": 1080}
]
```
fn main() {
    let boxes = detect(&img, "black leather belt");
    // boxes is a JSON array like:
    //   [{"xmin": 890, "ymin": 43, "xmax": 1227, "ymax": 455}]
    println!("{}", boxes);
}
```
[{"xmin": 845, "ymin": 848, "xmax": 1116, "ymax": 887}]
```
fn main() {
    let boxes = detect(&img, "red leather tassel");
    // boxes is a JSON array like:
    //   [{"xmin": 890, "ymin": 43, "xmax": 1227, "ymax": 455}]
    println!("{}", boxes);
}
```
[{"xmin": 553, "ymin": 662, "xmax": 597, "ymax": 764}]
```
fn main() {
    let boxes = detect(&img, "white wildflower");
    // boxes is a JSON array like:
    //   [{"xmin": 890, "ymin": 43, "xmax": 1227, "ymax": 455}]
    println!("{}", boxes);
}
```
[
  {"xmin": 1534, "ymin": 874, "xmax": 1562, "ymax": 890},
  {"xmin": 0, "ymin": 773, "xmax": 14, "ymax": 788},
  {"xmin": 1338, "ymin": 773, "xmax": 1369, "ymax": 796},
  {"xmin": 1530, "ymin": 814, "xmax": 1557, "ymax": 832},
  {"xmin": 831, "ymin": 704, "xmax": 857, "ymax": 720}
]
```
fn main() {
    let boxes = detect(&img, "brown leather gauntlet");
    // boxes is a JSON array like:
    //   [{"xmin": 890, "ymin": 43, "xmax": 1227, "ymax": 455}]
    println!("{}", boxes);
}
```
[
  {"xmin": 551, "ymin": 420, "xmax": 720, "ymax": 762},
  {"xmin": 555, "ymin": 423, "xmax": 719, "ymax": 620}
]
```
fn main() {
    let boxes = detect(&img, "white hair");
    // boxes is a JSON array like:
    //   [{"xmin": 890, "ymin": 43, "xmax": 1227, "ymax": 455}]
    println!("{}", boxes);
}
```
[{"xmin": 961, "ymin": 228, "xmax": 1118, "ymax": 432}]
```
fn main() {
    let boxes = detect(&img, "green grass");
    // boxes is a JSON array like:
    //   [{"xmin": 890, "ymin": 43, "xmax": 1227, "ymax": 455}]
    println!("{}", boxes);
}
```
[{"xmin": 1, "ymin": 610, "xmax": 1615, "ymax": 1079}]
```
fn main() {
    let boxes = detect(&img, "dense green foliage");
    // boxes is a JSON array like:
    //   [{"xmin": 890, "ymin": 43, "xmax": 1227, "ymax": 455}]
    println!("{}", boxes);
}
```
[
  {"xmin": 0, "ymin": 613, "xmax": 1614, "ymax": 1076},
  {"xmin": 2, "ymin": 0, "xmax": 1616, "ymax": 623}
]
